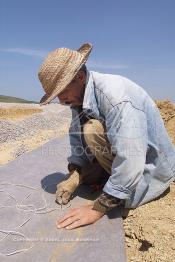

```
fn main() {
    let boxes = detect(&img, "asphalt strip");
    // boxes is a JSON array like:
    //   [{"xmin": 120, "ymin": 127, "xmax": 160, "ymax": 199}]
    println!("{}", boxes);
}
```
[{"xmin": 0, "ymin": 135, "xmax": 126, "ymax": 262}]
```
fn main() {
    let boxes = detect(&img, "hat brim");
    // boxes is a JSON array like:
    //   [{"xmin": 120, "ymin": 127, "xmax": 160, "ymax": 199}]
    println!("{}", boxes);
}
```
[{"xmin": 39, "ymin": 43, "xmax": 92, "ymax": 105}]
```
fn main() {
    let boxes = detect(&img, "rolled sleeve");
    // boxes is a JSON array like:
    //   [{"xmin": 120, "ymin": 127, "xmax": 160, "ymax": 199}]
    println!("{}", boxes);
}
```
[{"xmin": 103, "ymin": 102, "xmax": 147, "ymax": 200}]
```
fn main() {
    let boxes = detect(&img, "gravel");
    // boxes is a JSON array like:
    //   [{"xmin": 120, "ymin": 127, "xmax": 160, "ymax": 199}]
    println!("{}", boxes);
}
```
[{"xmin": 0, "ymin": 103, "xmax": 71, "ymax": 144}]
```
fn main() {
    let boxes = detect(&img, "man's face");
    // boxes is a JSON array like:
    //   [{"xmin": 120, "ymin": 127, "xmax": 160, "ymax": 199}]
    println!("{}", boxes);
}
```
[{"xmin": 57, "ymin": 70, "xmax": 86, "ymax": 106}]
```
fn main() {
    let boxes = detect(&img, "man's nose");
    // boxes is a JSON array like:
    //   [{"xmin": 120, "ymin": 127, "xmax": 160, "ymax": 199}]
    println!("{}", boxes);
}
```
[{"xmin": 58, "ymin": 94, "xmax": 68, "ymax": 101}]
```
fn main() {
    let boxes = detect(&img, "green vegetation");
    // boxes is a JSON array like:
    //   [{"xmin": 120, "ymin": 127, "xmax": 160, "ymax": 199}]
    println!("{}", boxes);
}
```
[{"xmin": 0, "ymin": 95, "xmax": 38, "ymax": 104}]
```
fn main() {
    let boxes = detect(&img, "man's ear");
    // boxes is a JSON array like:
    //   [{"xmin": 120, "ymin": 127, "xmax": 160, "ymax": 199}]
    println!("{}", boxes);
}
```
[{"xmin": 77, "ymin": 70, "xmax": 85, "ymax": 82}]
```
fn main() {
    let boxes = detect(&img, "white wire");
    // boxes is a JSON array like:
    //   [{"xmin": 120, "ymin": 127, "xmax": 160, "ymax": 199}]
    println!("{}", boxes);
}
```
[{"xmin": 0, "ymin": 181, "xmax": 71, "ymax": 257}]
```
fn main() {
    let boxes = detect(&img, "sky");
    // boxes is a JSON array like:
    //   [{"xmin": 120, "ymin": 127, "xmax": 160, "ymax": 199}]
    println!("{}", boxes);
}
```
[{"xmin": 0, "ymin": 0, "xmax": 175, "ymax": 102}]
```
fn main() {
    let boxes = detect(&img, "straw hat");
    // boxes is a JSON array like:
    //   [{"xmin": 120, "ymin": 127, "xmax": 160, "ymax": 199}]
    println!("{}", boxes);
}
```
[{"xmin": 38, "ymin": 43, "xmax": 93, "ymax": 105}]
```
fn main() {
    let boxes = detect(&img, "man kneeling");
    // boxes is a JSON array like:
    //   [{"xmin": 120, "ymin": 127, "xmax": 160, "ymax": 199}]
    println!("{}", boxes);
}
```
[{"xmin": 38, "ymin": 43, "xmax": 175, "ymax": 229}]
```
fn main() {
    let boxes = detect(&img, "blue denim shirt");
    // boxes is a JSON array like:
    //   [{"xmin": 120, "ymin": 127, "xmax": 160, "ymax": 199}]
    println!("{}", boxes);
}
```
[{"xmin": 68, "ymin": 69, "xmax": 175, "ymax": 208}]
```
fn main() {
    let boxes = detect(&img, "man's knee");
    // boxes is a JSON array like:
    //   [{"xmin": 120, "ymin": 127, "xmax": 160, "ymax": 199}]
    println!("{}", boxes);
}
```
[{"xmin": 83, "ymin": 119, "xmax": 105, "ymax": 147}]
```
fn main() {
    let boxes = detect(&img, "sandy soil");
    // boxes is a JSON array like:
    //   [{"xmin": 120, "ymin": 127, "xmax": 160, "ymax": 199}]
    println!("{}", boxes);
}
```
[
  {"xmin": 123, "ymin": 100, "xmax": 175, "ymax": 262},
  {"xmin": 0, "ymin": 100, "xmax": 175, "ymax": 261},
  {"xmin": 0, "ymin": 107, "xmax": 42, "ymax": 120}
]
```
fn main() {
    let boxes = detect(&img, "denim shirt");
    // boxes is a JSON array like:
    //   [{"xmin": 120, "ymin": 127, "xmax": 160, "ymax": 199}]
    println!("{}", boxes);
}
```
[{"xmin": 68, "ymin": 69, "xmax": 175, "ymax": 209}]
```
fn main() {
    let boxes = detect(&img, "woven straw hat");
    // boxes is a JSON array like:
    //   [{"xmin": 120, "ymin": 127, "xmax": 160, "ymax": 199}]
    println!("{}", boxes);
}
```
[{"xmin": 38, "ymin": 43, "xmax": 93, "ymax": 105}]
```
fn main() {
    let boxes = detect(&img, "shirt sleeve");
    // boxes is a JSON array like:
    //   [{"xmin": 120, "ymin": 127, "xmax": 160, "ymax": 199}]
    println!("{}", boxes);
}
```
[
  {"xmin": 92, "ymin": 191, "xmax": 124, "ymax": 213},
  {"xmin": 103, "ymin": 102, "xmax": 148, "ymax": 200}
]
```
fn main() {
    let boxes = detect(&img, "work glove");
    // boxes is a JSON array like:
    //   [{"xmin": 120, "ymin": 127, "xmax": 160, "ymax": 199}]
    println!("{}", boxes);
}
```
[
  {"xmin": 55, "ymin": 164, "xmax": 82, "ymax": 205},
  {"xmin": 55, "ymin": 160, "xmax": 109, "ymax": 205}
]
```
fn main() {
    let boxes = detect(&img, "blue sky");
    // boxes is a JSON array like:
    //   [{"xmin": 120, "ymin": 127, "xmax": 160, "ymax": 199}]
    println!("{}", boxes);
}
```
[{"xmin": 0, "ymin": 0, "xmax": 175, "ymax": 102}]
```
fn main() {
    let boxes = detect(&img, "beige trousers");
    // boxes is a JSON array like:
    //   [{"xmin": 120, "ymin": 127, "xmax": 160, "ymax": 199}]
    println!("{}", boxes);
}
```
[{"xmin": 83, "ymin": 119, "xmax": 115, "ymax": 175}]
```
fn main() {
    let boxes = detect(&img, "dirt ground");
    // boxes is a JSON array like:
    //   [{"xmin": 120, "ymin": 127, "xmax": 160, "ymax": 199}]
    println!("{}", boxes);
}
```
[
  {"xmin": 123, "ymin": 100, "xmax": 175, "ymax": 262},
  {"xmin": 0, "ymin": 107, "xmax": 42, "ymax": 120},
  {"xmin": 0, "ymin": 100, "xmax": 175, "ymax": 261}
]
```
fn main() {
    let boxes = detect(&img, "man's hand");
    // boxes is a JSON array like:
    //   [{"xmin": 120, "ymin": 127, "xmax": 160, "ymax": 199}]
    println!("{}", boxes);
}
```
[{"xmin": 56, "ymin": 204, "xmax": 105, "ymax": 230}]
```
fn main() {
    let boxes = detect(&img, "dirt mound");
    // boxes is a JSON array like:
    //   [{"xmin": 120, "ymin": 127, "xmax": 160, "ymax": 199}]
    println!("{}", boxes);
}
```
[
  {"xmin": 0, "ymin": 107, "xmax": 43, "ymax": 121},
  {"xmin": 156, "ymin": 100, "xmax": 175, "ymax": 143},
  {"xmin": 124, "ymin": 100, "xmax": 175, "ymax": 262}
]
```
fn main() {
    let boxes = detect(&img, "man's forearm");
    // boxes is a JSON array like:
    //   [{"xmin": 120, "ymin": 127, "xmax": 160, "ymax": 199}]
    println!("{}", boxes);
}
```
[
  {"xmin": 68, "ymin": 163, "xmax": 124, "ymax": 213},
  {"xmin": 92, "ymin": 191, "xmax": 124, "ymax": 213}
]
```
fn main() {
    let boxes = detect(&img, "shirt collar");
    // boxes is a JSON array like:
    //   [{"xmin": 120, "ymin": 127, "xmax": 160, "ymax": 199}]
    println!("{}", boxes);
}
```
[{"xmin": 82, "ymin": 69, "xmax": 99, "ymax": 118}]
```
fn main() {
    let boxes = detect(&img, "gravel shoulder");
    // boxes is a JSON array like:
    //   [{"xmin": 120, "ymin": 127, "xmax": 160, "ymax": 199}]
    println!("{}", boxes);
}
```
[{"xmin": 0, "ymin": 103, "xmax": 71, "ymax": 164}]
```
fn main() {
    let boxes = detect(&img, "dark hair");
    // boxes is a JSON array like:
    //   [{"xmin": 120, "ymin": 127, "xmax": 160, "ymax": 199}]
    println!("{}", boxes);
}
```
[{"xmin": 79, "ymin": 64, "xmax": 87, "ymax": 74}]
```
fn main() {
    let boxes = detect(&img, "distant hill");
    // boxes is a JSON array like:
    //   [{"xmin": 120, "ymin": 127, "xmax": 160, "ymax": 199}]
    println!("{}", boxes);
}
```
[{"xmin": 0, "ymin": 95, "xmax": 38, "ymax": 104}]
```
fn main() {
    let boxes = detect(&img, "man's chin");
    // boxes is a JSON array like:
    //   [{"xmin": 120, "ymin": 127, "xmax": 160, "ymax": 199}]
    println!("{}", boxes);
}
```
[
  {"xmin": 70, "ymin": 102, "xmax": 82, "ymax": 106},
  {"xmin": 59, "ymin": 101, "xmax": 82, "ymax": 106},
  {"xmin": 59, "ymin": 101, "xmax": 71, "ymax": 106}
]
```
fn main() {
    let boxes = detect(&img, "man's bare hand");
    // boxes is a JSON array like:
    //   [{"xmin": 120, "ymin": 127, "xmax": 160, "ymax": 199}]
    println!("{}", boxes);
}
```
[{"xmin": 56, "ymin": 204, "xmax": 105, "ymax": 230}]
